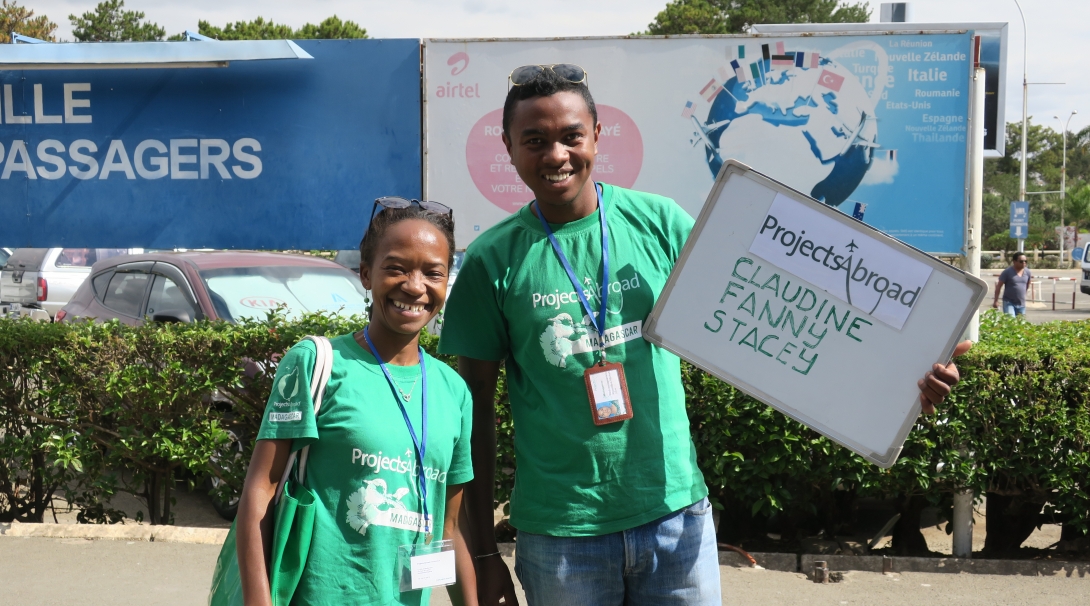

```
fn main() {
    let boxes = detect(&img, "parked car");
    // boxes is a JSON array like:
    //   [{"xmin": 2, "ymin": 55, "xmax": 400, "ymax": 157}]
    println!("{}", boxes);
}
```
[
  {"xmin": 58, "ymin": 250, "xmax": 371, "ymax": 325},
  {"xmin": 333, "ymin": 249, "xmax": 361, "ymax": 274},
  {"xmin": 58, "ymin": 250, "xmax": 372, "ymax": 520},
  {"xmin": 1081, "ymin": 253, "xmax": 1090, "ymax": 295},
  {"xmin": 1, "ymin": 248, "xmax": 138, "ymax": 319}
]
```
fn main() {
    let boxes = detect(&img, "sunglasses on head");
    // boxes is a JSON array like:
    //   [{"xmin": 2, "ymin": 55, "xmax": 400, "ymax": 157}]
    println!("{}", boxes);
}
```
[
  {"xmin": 365, "ymin": 196, "xmax": 452, "ymax": 238},
  {"xmin": 508, "ymin": 64, "xmax": 588, "ymax": 91},
  {"xmin": 370, "ymin": 196, "xmax": 451, "ymax": 220}
]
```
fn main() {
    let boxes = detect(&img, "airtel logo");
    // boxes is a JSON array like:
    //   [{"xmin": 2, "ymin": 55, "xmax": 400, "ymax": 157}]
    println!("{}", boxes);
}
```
[{"xmin": 448, "ymin": 52, "xmax": 469, "ymax": 75}]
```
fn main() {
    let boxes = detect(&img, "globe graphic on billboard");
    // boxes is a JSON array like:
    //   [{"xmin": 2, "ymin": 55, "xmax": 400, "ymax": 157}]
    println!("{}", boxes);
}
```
[{"xmin": 690, "ymin": 42, "xmax": 892, "ymax": 208}]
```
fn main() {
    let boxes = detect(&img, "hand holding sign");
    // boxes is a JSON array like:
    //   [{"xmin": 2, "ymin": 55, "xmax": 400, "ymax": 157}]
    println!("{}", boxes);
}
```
[{"xmin": 918, "ymin": 340, "xmax": 972, "ymax": 414}]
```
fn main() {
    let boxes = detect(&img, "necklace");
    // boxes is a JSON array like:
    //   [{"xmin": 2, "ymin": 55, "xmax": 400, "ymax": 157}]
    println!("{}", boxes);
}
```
[
  {"xmin": 390, "ymin": 373, "xmax": 421, "ymax": 402},
  {"xmin": 354, "ymin": 330, "xmax": 421, "ymax": 401}
]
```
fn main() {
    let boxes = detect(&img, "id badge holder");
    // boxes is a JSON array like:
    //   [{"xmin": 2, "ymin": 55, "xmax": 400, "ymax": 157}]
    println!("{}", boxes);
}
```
[
  {"xmin": 398, "ymin": 539, "xmax": 455, "ymax": 593},
  {"xmin": 584, "ymin": 357, "xmax": 634, "ymax": 426}
]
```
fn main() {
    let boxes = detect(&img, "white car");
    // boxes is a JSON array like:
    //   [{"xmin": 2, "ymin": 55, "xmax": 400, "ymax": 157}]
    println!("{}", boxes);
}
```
[
  {"xmin": 1081, "ymin": 254, "xmax": 1090, "ymax": 295},
  {"xmin": 1, "ymin": 248, "xmax": 140, "ymax": 318}
]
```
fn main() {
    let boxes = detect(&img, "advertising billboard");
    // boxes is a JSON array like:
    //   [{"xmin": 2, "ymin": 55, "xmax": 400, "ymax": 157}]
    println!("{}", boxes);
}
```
[
  {"xmin": 0, "ymin": 39, "xmax": 422, "ymax": 250},
  {"xmin": 752, "ymin": 22, "xmax": 1008, "ymax": 157},
  {"xmin": 424, "ymin": 33, "xmax": 974, "ymax": 254}
]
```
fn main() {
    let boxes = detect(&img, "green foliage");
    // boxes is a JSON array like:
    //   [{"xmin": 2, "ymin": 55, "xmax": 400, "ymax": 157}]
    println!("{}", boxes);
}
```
[
  {"xmin": 0, "ymin": 0, "xmax": 57, "ymax": 42},
  {"xmin": 643, "ymin": 0, "xmax": 869, "ymax": 36},
  {"xmin": 645, "ymin": 0, "xmax": 731, "ymax": 35},
  {"xmin": 295, "ymin": 16, "xmax": 368, "ymax": 40},
  {"xmin": 197, "ymin": 15, "xmax": 367, "ymax": 41},
  {"xmin": 984, "ymin": 119, "xmax": 1090, "ymax": 250},
  {"xmin": 69, "ymin": 0, "xmax": 165, "ymax": 42},
  {"xmin": 688, "ymin": 311, "xmax": 1090, "ymax": 545},
  {"xmin": 1, "ymin": 313, "xmax": 1085, "ymax": 547},
  {"xmin": 0, "ymin": 320, "xmax": 76, "ymax": 522}
]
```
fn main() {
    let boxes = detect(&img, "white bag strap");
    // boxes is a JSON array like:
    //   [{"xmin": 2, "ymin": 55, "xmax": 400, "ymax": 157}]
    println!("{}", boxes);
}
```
[{"xmin": 274, "ymin": 335, "xmax": 332, "ymax": 504}]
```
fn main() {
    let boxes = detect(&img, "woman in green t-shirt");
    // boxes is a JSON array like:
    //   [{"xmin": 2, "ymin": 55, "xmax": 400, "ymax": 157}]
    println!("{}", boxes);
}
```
[{"xmin": 236, "ymin": 201, "xmax": 478, "ymax": 606}]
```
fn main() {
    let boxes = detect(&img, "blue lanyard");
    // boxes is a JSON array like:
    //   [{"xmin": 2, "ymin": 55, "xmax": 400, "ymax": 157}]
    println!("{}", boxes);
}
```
[
  {"xmin": 362, "ymin": 327, "xmax": 431, "ymax": 539},
  {"xmin": 533, "ymin": 183, "xmax": 610, "ymax": 360}
]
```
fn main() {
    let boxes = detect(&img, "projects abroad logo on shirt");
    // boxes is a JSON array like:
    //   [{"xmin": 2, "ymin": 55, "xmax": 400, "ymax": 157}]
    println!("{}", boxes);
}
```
[
  {"xmin": 532, "ymin": 275, "xmax": 643, "ymax": 368},
  {"xmin": 268, "ymin": 364, "xmax": 304, "ymax": 422},
  {"xmin": 345, "ymin": 478, "xmax": 431, "ymax": 537},
  {"xmin": 345, "ymin": 447, "xmax": 446, "ymax": 536},
  {"xmin": 749, "ymin": 194, "xmax": 933, "ymax": 330}
]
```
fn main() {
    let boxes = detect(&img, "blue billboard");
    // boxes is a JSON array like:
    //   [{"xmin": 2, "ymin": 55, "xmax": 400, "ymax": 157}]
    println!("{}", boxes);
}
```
[{"xmin": 0, "ymin": 39, "xmax": 421, "ymax": 250}]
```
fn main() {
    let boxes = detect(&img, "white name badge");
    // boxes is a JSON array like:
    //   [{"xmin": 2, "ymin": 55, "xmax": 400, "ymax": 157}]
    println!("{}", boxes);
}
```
[{"xmin": 398, "ymin": 539, "xmax": 455, "ymax": 592}]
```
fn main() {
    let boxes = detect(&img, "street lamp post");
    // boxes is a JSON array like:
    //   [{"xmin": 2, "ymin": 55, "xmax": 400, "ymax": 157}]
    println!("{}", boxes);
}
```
[
  {"xmin": 1054, "ymin": 110, "xmax": 1078, "ymax": 267},
  {"xmin": 1013, "ymin": 0, "xmax": 1028, "ymax": 253}
]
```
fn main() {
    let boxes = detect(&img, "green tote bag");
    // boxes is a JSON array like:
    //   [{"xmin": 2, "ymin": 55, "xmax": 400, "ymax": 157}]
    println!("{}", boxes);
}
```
[{"xmin": 208, "ymin": 335, "xmax": 333, "ymax": 606}]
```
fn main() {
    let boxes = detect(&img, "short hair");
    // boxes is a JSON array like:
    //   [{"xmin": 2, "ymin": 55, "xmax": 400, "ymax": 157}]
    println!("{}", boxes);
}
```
[
  {"xmin": 502, "ymin": 68, "xmax": 597, "ymax": 138},
  {"xmin": 1012, "ymin": 252, "xmax": 1027, "ymax": 262},
  {"xmin": 359, "ymin": 205, "xmax": 455, "ymax": 269}
]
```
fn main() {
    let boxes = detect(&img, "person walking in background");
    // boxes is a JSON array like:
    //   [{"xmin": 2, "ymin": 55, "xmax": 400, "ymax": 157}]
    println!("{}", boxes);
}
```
[{"xmin": 993, "ymin": 252, "xmax": 1034, "ymax": 317}]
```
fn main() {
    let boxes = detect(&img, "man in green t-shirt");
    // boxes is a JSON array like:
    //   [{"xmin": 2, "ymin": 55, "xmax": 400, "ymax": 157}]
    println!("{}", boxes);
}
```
[{"xmin": 439, "ymin": 66, "xmax": 968, "ymax": 606}]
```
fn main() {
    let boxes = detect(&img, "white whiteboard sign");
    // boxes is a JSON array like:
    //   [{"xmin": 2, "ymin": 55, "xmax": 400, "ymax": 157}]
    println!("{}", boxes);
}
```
[{"xmin": 643, "ymin": 161, "xmax": 987, "ymax": 467}]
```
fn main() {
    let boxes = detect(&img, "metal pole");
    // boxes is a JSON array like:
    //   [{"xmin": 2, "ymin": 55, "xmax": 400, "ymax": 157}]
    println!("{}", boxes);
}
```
[
  {"xmin": 1014, "ymin": 0, "xmax": 1028, "ymax": 254},
  {"xmin": 953, "ymin": 490, "xmax": 974, "ymax": 558},
  {"xmin": 953, "ymin": 69, "xmax": 987, "ymax": 559},
  {"xmin": 968, "ymin": 67, "xmax": 985, "ymax": 343},
  {"xmin": 1054, "ymin": 111, "xmax": 1077, "ymax": 268}
]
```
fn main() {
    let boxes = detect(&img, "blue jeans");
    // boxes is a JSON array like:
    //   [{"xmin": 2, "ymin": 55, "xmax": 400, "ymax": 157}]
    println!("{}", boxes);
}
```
[
  {"xmin": 1002, "ymin": 301, "xmax": 1026, "ymax": 316},
  {"xmin": 514, "ymin": 498, "xmax": 721, "ymax": 606}
]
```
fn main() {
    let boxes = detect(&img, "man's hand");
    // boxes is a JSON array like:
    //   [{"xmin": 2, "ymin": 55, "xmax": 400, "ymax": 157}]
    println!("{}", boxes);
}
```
[
  {"xmin": 917, "ymin": 340, "xmax": 972, "ymax": 414},
  {"xmin": 477, "ymin": 555, "xmax": 519, "ymax": 606}
]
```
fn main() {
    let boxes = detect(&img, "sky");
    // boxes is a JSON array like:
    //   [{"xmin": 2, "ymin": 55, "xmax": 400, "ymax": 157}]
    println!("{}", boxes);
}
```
[{"xmin": 27, "ymin": 0, "xmax": 1089, "ymax": 136}]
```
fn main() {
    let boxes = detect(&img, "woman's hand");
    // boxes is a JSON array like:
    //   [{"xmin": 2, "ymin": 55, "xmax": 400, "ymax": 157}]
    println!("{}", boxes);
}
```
[{"xmin": 445, "ymin": 484, "xmax": 480, "ymax": 606}]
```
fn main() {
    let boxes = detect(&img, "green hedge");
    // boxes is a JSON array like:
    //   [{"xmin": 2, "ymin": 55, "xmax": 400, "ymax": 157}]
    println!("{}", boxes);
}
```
[{"xmin": 0, "ymin": 312, "xmax": 1086, "ymax": 554}]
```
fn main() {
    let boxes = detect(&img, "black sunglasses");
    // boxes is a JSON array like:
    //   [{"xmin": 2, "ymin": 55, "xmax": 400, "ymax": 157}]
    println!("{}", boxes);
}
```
[
  {"xmin": 508, "ymin": 64, "xmax": 588, "ymax": 90},
  {"xmin": 363, "ymin": 196, "xmax": 452, "ymax": 243},
  {"xmin": 369, "ymin": 196, "xmax": 452, "ymax": 224}
]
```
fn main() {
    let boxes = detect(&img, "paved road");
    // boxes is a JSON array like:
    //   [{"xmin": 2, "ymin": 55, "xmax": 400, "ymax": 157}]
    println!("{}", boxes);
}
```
[
  {"xmin": 2, "ymin": 536, "xmax": 1086, "ymax": 606},
  {"xmin": 978, "ymin": 268, "xmax": 1090, "ymax": 324}
]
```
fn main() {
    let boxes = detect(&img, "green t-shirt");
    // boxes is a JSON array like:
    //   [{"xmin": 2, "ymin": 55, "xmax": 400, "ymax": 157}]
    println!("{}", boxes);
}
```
[
  {"xmin": 257, "ymin": 332, "xmax": 474, "ymax": 605},
  {"xmin": 438, "ymin": 184, "xmax": 707, "ymax": 536}
]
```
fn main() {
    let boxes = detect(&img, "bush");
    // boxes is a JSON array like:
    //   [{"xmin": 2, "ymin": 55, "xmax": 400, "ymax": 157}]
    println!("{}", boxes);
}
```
[{"xmin": 0, "ymin": 312, "xmax": 1085, "ymax": 555}]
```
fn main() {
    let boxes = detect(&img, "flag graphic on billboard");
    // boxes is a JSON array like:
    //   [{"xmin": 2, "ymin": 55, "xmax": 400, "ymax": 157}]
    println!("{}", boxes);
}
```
[{"xmin": 817, "ymin": 69, "xmax": 845, "ymax": 92}]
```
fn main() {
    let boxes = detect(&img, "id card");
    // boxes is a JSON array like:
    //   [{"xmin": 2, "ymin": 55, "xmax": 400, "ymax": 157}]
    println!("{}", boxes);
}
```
[
  {"xmin": 584, "ymin": 362, "xmax": 634, "ymax": 425},
  {"xmin": 397, "ymin": 539, "xmax": 455, "ymax": 592}
]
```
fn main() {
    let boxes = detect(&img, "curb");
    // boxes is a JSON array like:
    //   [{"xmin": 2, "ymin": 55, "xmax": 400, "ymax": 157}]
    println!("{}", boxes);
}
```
[
  {"xmin": 2, "ymin": 523, "xmax": 1087, "ymax": 578},
  {"xmin": 719, "ymin": 551, "xmax": 798, "ymax": 572},
  {"xmin": 0, "ymin": 522, "xmax": 228, "ymax": 545},
  {"xmin": 788, "ymin": 553, "xmax": 1087, "ymax": 578}
]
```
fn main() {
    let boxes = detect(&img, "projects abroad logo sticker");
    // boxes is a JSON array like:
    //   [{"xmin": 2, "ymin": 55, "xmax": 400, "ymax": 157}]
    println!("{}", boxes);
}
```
[{"xmin": 748, "ymin": 194, "xmax": 933, "ymax": 330}]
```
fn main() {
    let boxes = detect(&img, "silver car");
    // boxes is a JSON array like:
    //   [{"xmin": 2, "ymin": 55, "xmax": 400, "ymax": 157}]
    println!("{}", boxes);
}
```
[{"xmin": 1, "ymin": 248, "xmax": 138, "ymax": 319}]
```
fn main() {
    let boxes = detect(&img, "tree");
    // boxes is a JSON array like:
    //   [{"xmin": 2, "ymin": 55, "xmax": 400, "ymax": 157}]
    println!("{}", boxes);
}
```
[
  {"xmin": 69, "ymin": 0, "xmax": 165, "ymax": 42},
  {"xmin": 295, "ymin": 16, "xmax": 367, "ymax": 39},
  {"xmin": 197, "ymin": 17, "xmax": 294, "ymax": 41},
  {"xmin": 197, "ymin": 15, "xmax": 367, "ymax": 40},
  {"xmin": 983, "ymin": 119, "xmax": 1090, "ymax": 252},
  {"xmin": 644, "ymin": 0, "xmax": 870, "ymax": 35},
  {"xmin": 0, "ymin": 0, "xmax": 57, "ymax": 42}
]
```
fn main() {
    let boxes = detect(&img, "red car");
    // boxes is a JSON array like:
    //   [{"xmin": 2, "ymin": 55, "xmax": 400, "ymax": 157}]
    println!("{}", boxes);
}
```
[{"xmin": 59, "ymin": 251, "xmax": 371, "ymax": 324}]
